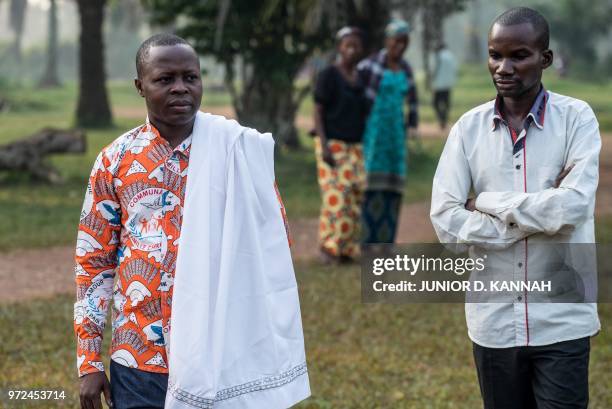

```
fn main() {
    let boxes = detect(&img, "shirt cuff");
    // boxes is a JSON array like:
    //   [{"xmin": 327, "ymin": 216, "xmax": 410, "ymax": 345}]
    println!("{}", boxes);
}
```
[
  {"xmin": 475, "ymin": 192, "xmax": 505, "ymax": 216},
  {"xmin": 77, "ymin": 350, "xmax": 105, "ymax": 377},
  {"xmin": 78, "ymin": 362, "xmax": 105, "ymax": 377}
]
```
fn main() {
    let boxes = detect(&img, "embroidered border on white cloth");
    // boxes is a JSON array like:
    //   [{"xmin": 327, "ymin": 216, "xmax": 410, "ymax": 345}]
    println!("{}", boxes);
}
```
[{"xmin": 168, "ymin": 362, "xmax": 308, "ymax": 408}]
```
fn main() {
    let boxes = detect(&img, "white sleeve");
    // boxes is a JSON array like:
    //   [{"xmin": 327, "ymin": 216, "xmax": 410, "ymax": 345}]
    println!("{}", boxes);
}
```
[
  {"xmin": 430, "ymin": 122, "xmax": 527, "ymax": 249},
  {"xmin": 475, "ymin": 110, "xmax": 600, "ymax": 235}
]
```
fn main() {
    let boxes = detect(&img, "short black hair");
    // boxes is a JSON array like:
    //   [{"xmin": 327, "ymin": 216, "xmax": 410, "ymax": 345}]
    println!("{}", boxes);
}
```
[
  {"xmin": 135, "ymin": 33, "xmax": 192, "ymax": 78},
  {"xmin": 490, "ymin": 7, "xmax": 550, "ymax": 50}
]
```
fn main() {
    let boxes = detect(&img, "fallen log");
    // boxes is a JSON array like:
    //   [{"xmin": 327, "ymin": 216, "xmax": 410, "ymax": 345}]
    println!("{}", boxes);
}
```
[{"xmin": 0, "ymin": 128, "xmax": 86, "ymax": 183}]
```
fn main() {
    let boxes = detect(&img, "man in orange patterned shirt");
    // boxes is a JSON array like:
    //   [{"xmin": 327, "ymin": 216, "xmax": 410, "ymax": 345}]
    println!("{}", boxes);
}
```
[{"xmin": 75, "ymin": 33, "xmax": 204, "ymax": 409}]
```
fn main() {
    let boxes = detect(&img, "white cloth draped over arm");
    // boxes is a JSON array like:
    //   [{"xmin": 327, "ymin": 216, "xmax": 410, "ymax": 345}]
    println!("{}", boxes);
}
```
[
  {"xmin": 430, "ymin": 122, "xmax": 527, "ymax": 249},
  {"xmin": 474, "ymin": 111, "xmax": 600, "ymax": 235},
  {"xmin": 166, "ymin": 112, "xmax": 310, "ymax": 409}
]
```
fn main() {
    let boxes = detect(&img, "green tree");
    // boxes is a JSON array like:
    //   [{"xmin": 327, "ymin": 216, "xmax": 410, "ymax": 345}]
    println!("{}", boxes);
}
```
[
  {"xmin": 8, "ymin": 0, "xmax": 28, "ymax": 63},
  {"xmin": 538, "ymin": 0, "xmax": 611, "ymax": 77},
  {"xmin": 143, "ymin": 0, "xmax": 383, "ymax": 148},
  {"xmin": 75, "ymin": 0, "xmax": 113, "ymax": 127},
  {"xmin": 39, "ymin": 0, "xmax": 61, "ymax": 88},
  {"xmin": 106, "ymin": 0, "xmax": 147, "ymax": 79},
  {"xmin": 396, "ymin": 0, "xmax": 470, "ymax": 89}
]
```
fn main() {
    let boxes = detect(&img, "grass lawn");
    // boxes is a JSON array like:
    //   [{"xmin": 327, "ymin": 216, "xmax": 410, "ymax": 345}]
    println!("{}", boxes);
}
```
[{"xmin": 1, "ymin": 264, "xmax": 610, "ymax": 408}]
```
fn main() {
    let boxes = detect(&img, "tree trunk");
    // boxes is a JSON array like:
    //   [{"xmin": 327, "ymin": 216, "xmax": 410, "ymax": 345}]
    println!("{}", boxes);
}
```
[
  {"xmin": 347, "ymin": 0, "xmax": 391, "ymax": 54},
  {"xmin": 421, "ymin": 1, "xmax": 446, "ymax": 91},
  {"xmin": 466, "ymin": 0, "xmax": 482, "ymax": 63},
  {"xmin": 39, "ymin": 0, "xmax": 61, "ymax": 88},
  {"xmin": 225, "ymin": 60, "xmax": 303, "ymax": 150},
  {"xmin": 0, "ymin": 128, "xmax": 86, "ymax": 183},
  {"xmin": 75, "ymin": 0, "xmax": 113, "ymax": 128},
  {"xmin": 236, "ymin": 77, "xmax": 302, "ymax": 149},
  {"xmin": 421, "ymin": 7, "xmax": 433, "ymax": 91},
  {"xmin": 9, "ymin": 0, "xmax": 27, "ymax": 63}
]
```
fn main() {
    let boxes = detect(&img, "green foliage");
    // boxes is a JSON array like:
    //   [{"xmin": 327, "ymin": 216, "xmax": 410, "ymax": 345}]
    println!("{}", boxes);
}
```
[
  {"xmin": 537, "ymin": 0, "xmax": 612, "ymax": 79},
  {"xmin": 145, "ymin": 1, "xmax": 335, "ymax": 65},
  {"xmin": 142, "ymin": 0, "xmax": 353, "ymax": 146}
]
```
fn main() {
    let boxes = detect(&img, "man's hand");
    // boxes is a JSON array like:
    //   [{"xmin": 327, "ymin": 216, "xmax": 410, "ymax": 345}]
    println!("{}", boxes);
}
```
[
  {"xmin": 80, "ymin": 371, "xmax": 113, "ymax": 409},
  {"xmin": 322, "ymin": 144, "xmax": 336, "ymax": 167},
  {"xmin": 554, "ymin": 164, "xmax": 575, "ymax": 188},
  {"xmin": 465, "ymin": 197, "xmax": 476, "ymax": 212}
]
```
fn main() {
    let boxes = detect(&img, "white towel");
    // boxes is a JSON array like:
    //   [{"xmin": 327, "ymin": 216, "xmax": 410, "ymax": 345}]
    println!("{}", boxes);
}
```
[{"xmin": 165, "ymin": 112, "xmax": 310, "ymax": 409}]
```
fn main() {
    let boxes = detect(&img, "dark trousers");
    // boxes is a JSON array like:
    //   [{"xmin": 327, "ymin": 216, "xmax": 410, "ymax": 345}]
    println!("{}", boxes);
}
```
[
  {"xmin": 433, "ymin": 89, "xmax": 451, "ymax": 128},
  {"xmin": 110, "ymin": 360, "xmax": 168, "ymax": 409},
  {"xmin": 473, "ymin": 337, "xmax": 590, "ymax": 409}
]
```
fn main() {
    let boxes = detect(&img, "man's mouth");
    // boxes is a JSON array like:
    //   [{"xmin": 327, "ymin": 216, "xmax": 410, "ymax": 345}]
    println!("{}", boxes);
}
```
[
  {"xmin": 168, "ymin": 101, "xmax": 192, "ymax": 112},
  {"xmin": 495, "ymin": 79, "xmax": 518, "ymax": 86},
  {"xmin": 169, "ymin": 101, "xmax": 192, "ymax": 107}
]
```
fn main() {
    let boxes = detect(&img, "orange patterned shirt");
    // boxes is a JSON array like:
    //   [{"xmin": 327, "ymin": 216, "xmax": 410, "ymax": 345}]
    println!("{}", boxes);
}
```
[
  {"xmin": 74, "ymin": 120, "xmax": 291, "ymax": 377},
  {"xmin": 75, "ymin": 121, "xmax": 191, "ymax": 376}
]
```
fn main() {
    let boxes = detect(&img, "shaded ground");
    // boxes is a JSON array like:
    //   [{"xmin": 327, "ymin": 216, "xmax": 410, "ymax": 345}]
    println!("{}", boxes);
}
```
[{"xmin": 1, "ymin": 122, "xmax": 611, "ymax": 303}]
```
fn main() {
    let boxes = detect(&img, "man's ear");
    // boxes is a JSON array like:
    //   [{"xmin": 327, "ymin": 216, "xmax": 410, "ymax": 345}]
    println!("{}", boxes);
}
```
[
  {"xmin": 134, "ymin": 77, "xmax": 145, "ymax": 97},
  {"xmin": 542, "ymin": 49, "xmax": 553, "ymax": 70}
]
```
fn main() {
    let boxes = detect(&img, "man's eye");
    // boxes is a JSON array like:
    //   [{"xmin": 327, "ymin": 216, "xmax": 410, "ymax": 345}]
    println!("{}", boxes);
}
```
[
  {"xmin": 489, "ymin": 53, "xmax": 501, "ymax": 60},
  {"xmin": 186, "ymin": 75, "xmax": 198, "ymax": 81},
  {"xmin": 158, "ymin": 77, "xmax": 171, "ymax": 83}
]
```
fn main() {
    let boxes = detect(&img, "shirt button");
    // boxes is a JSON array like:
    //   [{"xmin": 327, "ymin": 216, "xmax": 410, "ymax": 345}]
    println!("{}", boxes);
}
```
[
  {"xmin": 518, "ymin": 262, "xmax": 523, "ymax": 268},
  {"xmin": 515, "ymin": 164, "xmax": 521, "ymax": 170},
  {"xmin": 517, "ymin": 295, "xmax": 522, "ymax": 301}
]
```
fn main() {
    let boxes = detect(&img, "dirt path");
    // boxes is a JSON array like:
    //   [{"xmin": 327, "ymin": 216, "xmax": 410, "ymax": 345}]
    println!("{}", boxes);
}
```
[
  {"xmin": 1, "ymin": 114, "xmax": 611, "ymax": 303},
  {"xmin": 0, "ymin": 201, "xmax": 435, "ymax": 303}
]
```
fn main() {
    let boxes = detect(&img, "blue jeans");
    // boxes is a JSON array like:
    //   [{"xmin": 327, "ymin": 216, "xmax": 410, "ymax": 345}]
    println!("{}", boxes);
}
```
[{"xmin": 110, "ymin": 359, "xmax": 168, "ymax": 409}]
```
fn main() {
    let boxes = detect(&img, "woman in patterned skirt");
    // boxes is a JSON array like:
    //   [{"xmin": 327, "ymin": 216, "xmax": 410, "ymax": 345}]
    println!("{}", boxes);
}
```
[
  {"xmin": 358, "ymin": 20, "xmax": 419, "ymax": 244},
  {"xmin": 313, "ymin": 27, "xmax": 368, "ymax": 264}
]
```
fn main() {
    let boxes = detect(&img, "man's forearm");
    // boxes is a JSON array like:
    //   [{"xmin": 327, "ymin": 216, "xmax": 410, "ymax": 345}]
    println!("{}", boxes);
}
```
[{"xmin": 474, "ymin": 187, "xmax": 591, "ymax": 236}]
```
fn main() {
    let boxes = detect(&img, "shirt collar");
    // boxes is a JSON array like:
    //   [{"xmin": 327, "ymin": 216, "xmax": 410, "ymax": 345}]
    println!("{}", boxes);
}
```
[
  {"xmin": 175, "ymin": 133, "xmax": 192, "ymax": 157},
  {"xmin": 144, "ymin": 117, "xmax": 192, "ymax": 158},
  {"xmin": 492, "ymin": 85, "xmax": 548, "ymax": 131}
]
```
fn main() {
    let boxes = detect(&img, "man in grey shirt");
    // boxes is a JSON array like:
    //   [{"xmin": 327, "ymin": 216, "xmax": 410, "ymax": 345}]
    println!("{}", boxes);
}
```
[{"xmin": 431, "ymin": 42, "xmax": 457, "ymax": 130}]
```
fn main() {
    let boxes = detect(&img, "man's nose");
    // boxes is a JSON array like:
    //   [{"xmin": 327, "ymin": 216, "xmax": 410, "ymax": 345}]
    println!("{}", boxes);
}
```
[
  {"xmin": 171, "ymin": 78, "xmax": 188, "ymax": 93},
  {"xmin": 497, "ymin": 58, "xmax": 514, "ymax": 75}
]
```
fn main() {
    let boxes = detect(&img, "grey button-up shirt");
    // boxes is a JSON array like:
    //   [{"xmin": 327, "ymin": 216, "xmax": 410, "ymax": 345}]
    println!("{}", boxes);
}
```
[{"xmin": 430, "ymin": 89, "xmax": 601, "ymax": 347}]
